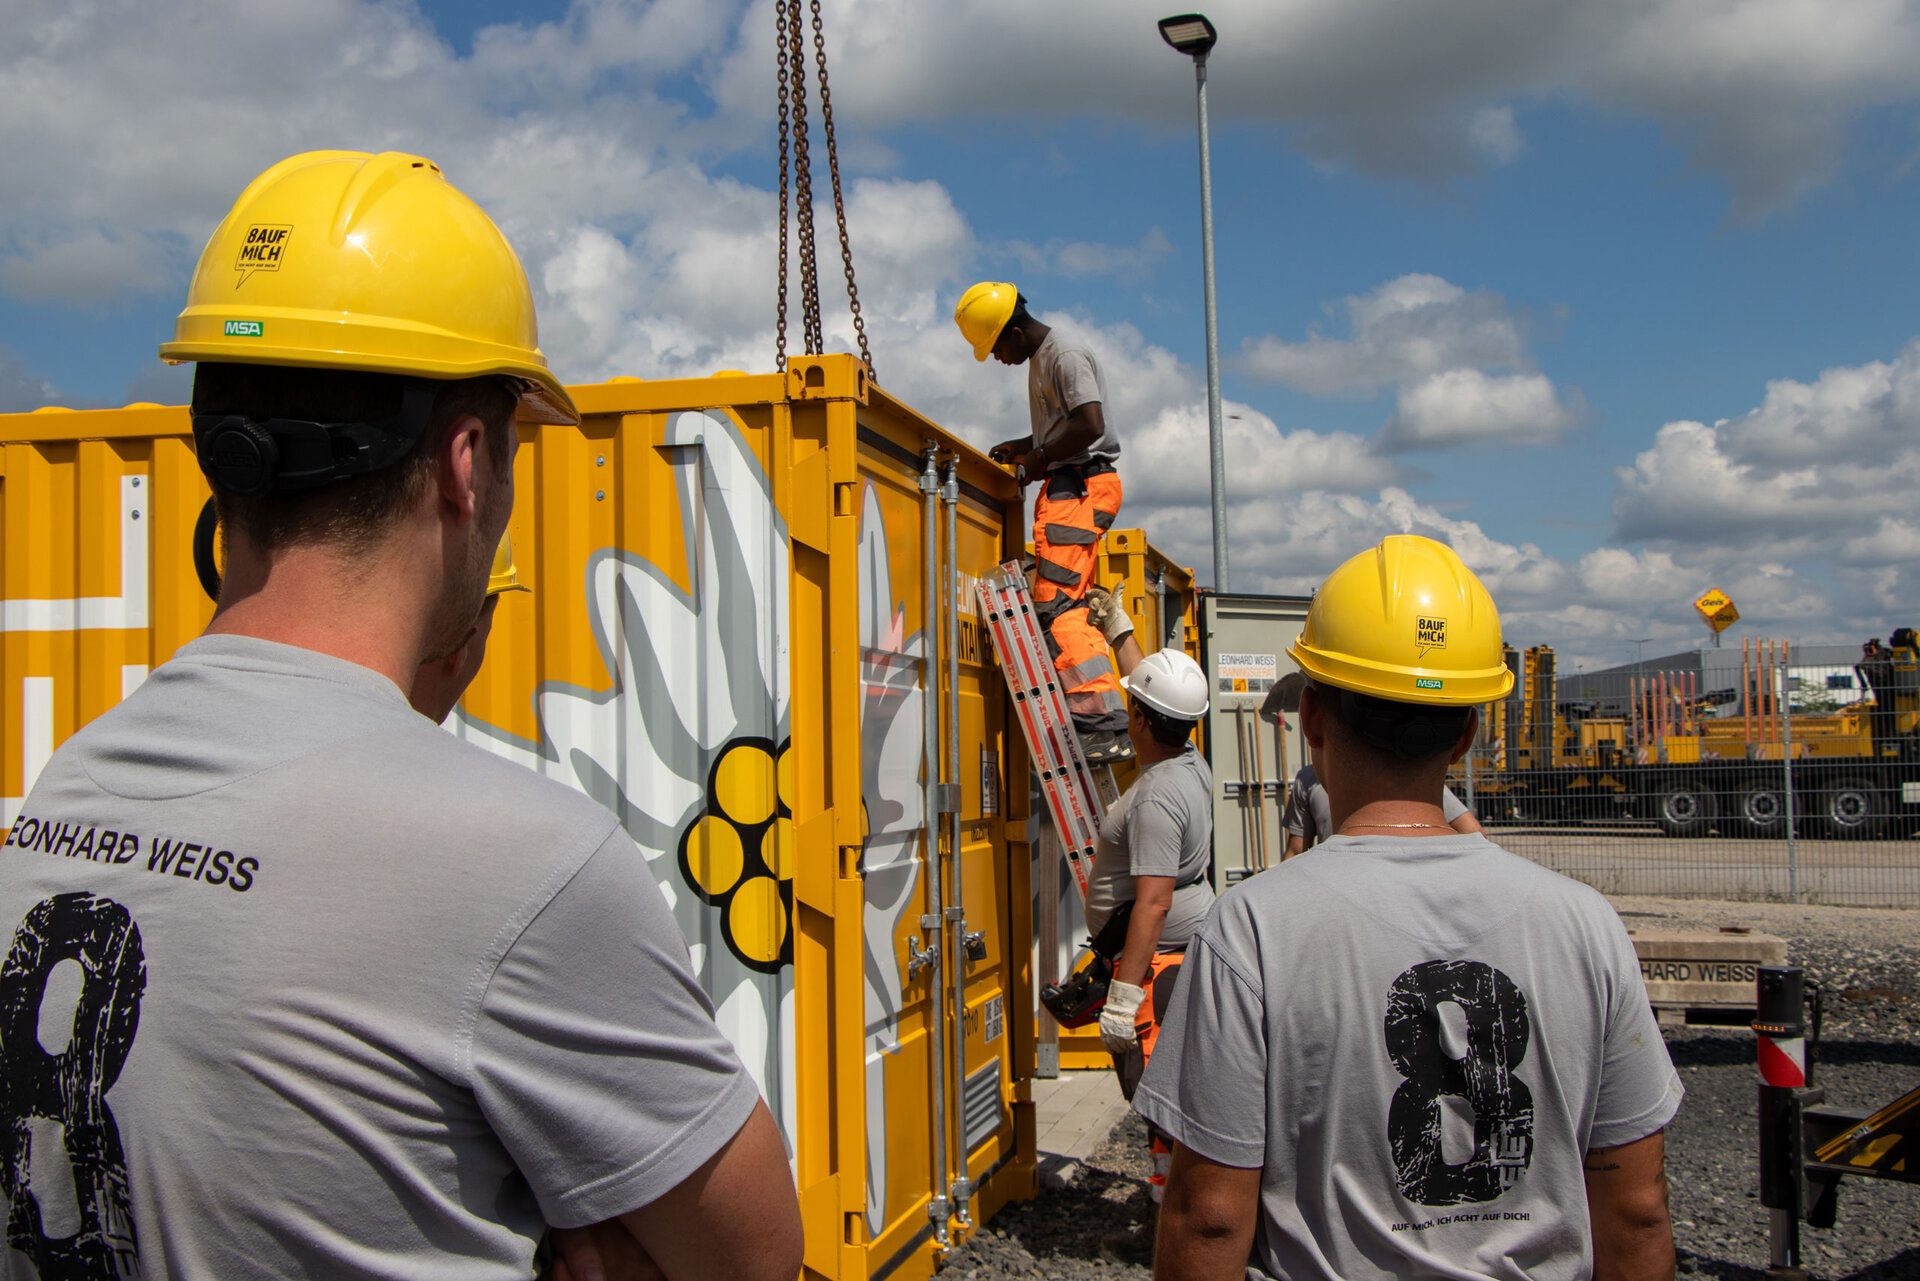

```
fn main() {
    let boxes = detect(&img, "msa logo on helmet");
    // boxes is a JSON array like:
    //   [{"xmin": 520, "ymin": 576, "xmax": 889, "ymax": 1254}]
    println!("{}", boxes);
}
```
[
  {"xmin": 1415, "ymin": 615, "xmax": 1447, "ymax": 656},
  {"xmin": 222, "ymin": 320, "xmax": 263, "ymax": 337},
  {"xmin": 234, "ymin": 224, "xmax": 292, "ymax": 285},
  {"xmin": 1415, "ymin": 678, "xmax": 1445, "ymax": 690}
]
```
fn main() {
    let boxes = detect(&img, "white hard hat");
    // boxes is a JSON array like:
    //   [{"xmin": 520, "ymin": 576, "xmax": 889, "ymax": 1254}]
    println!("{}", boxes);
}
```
[{"xmin": 1122, "ymin": 650, "xmax": 1209, "ymax": 720}]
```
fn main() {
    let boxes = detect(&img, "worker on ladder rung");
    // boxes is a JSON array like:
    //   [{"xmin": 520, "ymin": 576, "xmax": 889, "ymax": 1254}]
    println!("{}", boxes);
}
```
[{"xmin": 956, "ymin": 281, "xmax": 1132, "ymax": 764}]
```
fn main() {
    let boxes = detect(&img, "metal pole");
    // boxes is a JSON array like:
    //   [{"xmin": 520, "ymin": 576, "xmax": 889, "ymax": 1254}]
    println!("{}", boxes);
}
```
[
  {"xmin": 1193, "ymin": 50, "xmax": 1229, "ymax": 592},
  {"xmin": 1781, "ymin": 641, "xmax": 1798, "ymax": 902},
  {"xmin": 1755, "ymin": 966, "xmax": 1809, "ymax": 1279},
  {"xmin": 941, "ymin": 464, "xmax": 974, "ymax": 1228},
  {"xmin": 1035, "ymin": 820, "xmax": 1061, "ymax": 1078},
  {"xmin": 1465, "ymin": 738, "xmax": 1477, "ymax": 815},
  {"xmin": 916, "ymin": 446, "xmax": 951, "ymax": 1246}
]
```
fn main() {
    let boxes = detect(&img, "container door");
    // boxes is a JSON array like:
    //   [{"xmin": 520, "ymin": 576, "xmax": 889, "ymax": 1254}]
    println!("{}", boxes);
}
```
[
  {"xmin": 849, "ymin": 438, "xmax": 944, "ymax": 1264},
  {"xmin": 943, "ymin": 469, "xmax": 1020, "ymax": 1219}
]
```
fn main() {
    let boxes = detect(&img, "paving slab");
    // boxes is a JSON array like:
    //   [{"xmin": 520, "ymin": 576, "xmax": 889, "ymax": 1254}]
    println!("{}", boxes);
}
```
[{"xmin": 1031, "ymin": 1068, "xmax": 1129, "ymax": 1163}]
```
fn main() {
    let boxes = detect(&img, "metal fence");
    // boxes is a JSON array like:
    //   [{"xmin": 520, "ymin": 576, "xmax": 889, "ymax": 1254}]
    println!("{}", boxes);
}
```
[{"xmin": 1454, "ymin": 648, "xmax": 1920, "ymax": 907}]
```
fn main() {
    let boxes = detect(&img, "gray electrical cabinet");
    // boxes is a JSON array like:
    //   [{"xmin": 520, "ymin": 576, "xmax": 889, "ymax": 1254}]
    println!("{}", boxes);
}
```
[{"xmin": 1199, "ymin": 591, "xmax": 1312, "ymax": 887}]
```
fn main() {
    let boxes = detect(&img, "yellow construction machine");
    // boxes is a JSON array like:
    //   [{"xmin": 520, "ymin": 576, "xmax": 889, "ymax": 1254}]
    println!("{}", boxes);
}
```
[{"xmin": 1461, "ymin": 632, "xmax": 1920, "ymax": 838}]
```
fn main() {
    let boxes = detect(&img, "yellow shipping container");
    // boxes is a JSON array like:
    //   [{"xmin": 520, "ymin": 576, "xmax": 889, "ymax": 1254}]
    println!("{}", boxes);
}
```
[{"xmin": 0, "ymin": 354, "xmax": 1038, "ymax": 1279}]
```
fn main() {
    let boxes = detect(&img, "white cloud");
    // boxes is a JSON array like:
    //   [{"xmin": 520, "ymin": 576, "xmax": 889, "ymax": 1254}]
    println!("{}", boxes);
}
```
[
  {"xmin": 1611, "ymin": 341, "xmax": 1920, "ymax": 549},
  {"xmin": 1237, "ymin": 273, "xmax": 1581, "ymax": 451},
  {"xmin": 5, "ymin": 0, "xmax": 1918, "ymax": 665},
  {"xmin": 1716, "ymin": 344, "xmax": 1920, "ymax": 468},
  {"xmin": 1, "ymin": 229, "xmax": 169, "ymax": 303},
  {"xmin": 1380, "ymin": 369, "xmax": 1585, "ymax": 451},
  {"xmin": 1239, "ymin": 274, "xmax": 1528, "ymax": 396},
  {"xmin": 1006, "ymin": 229, "xmax": 1174, "ymax": 280},
  {"xmin": 1122, "ymin": 403, "xmax": 1406, "ymax": 507},
  {"xmin": 1590, "ymin": 340, "xmax": 1920, "ymax": 651},
  {"xmin": 1467, "ymin": 105, "xmax": 1524, "ymax": 165},
  {"xmin": 710, "ymin": 0, "xmax": 1920, "ymax": 216}
]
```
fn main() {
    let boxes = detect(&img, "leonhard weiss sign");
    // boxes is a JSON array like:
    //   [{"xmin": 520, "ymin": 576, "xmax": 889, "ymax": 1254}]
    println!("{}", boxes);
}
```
[{"xmin": 1632, "ymin": 930, "xmax": 1787, "ymax": 1009}]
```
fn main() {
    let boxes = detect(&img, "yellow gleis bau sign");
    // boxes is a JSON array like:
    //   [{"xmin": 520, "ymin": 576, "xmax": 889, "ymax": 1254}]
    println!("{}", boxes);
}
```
[{"xmin": 1693, "ymin": 588, "xmax": 1739, "ymax": 633}]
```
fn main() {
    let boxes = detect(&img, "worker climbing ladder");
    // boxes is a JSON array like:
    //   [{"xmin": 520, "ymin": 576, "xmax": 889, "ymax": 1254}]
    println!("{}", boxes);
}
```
[{"xmin": 978, "ymin": 561, "xmax": 1116, "ymax": 902}]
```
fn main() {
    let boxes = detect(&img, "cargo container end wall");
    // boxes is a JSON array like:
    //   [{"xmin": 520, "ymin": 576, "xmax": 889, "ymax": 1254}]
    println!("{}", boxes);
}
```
[{"xmin": 0, "ymin": 354, "xmax": 1035, "ymax": 1281}]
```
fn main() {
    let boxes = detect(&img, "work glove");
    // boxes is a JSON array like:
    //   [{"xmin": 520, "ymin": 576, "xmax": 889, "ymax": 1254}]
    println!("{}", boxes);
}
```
[
  {"xmin": 1099, "ymin": 979, "xmax": 1147, "ymax": 1058},
  {"xmin": 1084, "ymin": 586, "xmax": 1135, "ymax": 646}
]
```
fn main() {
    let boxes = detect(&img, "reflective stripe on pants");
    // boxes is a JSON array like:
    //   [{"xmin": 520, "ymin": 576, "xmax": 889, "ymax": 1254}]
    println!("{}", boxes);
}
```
[{"xmin": 1032, "ymin": 469, "xmax": 1125, "ymax": 732}]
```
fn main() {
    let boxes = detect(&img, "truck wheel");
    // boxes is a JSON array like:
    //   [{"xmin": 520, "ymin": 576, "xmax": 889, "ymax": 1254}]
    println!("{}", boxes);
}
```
[
  {"xmin": 1734, "ymin": 784, "xmax": 1788, "ymax": 839},
  {"xmin": 1819, "ymin": 779, "xmax": 1886, "ymax": 838},
  {"xmin": 1656, "ymin": 782, "xmax": 1717, "ymax": 837}
]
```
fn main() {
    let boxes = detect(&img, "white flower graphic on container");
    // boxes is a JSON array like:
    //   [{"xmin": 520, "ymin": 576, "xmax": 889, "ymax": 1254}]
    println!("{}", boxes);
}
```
[
  {"xmin": 854, "ymin": 481, "xmax": 928, "ymax": 1234},
  {"xmin": 462, "ymin": 409, "xmax": 796, "ymax": 1139}
]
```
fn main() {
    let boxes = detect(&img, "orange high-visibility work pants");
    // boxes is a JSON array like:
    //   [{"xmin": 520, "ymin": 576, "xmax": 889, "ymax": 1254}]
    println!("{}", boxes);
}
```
[
  {"xmin": 1033, "ymin": 462, "xmax": 1126, "ymax": 733},
  {"xmin": 1111, "ymin": 950, "xmax": 1184, "ymax": 1203}
]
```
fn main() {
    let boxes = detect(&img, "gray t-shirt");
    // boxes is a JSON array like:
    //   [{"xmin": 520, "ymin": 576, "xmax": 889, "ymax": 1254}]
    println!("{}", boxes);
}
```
[
  {"xmin": 1027, "ymin": 330, "xmax": 1121, "ymax": 469},
  {"xmin": 1283, "ymin": 764, "xmax": 1467, "ymax": 844},
  {"xmin": 0, "ymin": 636, "xmax": 761, "ymax": 1280},
  {"xmin": 1135, "ymin": 835, "xmax": 1682, "ymax": 1281},
  {"xmin": 1084, "ymin": 744, "xmax": 1214, "ymax": 949}
]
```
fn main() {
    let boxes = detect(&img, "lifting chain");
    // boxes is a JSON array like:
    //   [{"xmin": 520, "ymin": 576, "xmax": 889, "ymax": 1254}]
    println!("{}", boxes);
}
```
[{"xmin": 774, "ymin": 0, "xmax": 874, "ymax": 381}]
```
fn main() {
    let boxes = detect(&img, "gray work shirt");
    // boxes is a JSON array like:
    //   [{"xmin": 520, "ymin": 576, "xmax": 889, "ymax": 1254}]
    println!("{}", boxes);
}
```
[
  {"xmin": 0, "ymin": 636, "xmax": 761, "ymax": 1280},
  {"xmin": 1027, "ymin": 330, "xmax": 1121, "ymax": 470},
  {"xmin": 1283, "ymin": 763, "xmax": 1467, "ymax": 844},
  {"xmin": 1084, "ymin": 744, "xmax": 1214, "ymax": 948},
  {"xmin": 1136, "ymin": 834, "xmax": 1682, "ymax": 1281}
]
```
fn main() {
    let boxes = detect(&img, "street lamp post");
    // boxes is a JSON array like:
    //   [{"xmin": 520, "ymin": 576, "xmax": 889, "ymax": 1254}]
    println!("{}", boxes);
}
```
[{"xmin": 1158, "ymin": 12, "xmax": 1229, "ymax": 592}]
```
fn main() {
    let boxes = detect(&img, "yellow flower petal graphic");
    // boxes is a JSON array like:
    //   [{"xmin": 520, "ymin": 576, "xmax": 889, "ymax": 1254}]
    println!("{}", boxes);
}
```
[
  {"xmin": 727, "ymin": 876, "xmax": 788, "ymax": 965},
  {"xmin": 765, "ymin": 816, "xmax": 796, "ymax": 881},
  {"xmin": 685, "ymin": 814, "xmax": 745, "ymax": 898},
  {"xmin": 714, "ymin": 743, "xmax": 777, "ymax": 826}
]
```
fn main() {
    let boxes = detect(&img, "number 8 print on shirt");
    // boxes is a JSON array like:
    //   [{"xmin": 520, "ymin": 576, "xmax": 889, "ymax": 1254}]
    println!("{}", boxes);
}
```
[
  {"xmin": 1385, "ymin": 959, "xmax": 1535, "ymax": 1207},
  {"xmin": 0, "ymin": 893, "xmax": 145, "ymax": 1279}
]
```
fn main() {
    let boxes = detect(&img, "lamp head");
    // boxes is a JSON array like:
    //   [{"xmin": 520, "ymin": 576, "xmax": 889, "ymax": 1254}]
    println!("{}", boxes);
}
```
[{"xmin": 1158, "ymin": 13, "xmax": 1217, "ymax": 57}]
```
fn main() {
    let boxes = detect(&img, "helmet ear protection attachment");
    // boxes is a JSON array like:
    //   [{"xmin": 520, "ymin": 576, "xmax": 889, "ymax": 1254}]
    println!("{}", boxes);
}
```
[{"xmin": 191, "ymin": 377, "xmax": 440, "ymax": 496}]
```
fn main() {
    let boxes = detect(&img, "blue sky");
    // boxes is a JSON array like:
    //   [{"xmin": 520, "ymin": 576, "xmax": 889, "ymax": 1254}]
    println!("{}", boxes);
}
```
[{"xmin": 7, "ymin": 0, "xmax": 1920, "ymax": 668}]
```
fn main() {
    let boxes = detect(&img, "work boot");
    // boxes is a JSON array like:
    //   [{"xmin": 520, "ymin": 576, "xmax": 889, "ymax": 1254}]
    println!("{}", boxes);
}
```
[{"xmin": 1078, "ymin": 727, "xmax": 1134, "ymax": 764}]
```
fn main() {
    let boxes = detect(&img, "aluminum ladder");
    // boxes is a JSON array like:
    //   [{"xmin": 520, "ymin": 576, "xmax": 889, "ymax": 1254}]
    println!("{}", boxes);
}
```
[{"xmin": 977, "ymin": 561, "xmax": 1117, "ymax": 901}]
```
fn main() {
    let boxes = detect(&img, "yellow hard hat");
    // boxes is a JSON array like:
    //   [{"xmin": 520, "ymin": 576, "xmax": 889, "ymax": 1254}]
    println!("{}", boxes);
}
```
[
  {"xmin": 954, "ymin": 282, "xmax": 1019, "ymax": 362},
  {"xmin": 1288, "ymin": 535, "xmax": 1515, "ymax": 706},
  {"xmin": 488, "ymin": 531, "xmax": 531, "ymax": 596},
  {"xmin": 160, "ymin": 150, "xmax": 578, "ymax": 426}
]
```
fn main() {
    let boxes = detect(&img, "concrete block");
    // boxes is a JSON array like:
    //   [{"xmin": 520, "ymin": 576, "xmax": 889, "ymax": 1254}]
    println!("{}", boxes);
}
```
[{"xmin": 1628, "ymin": 929, "xmax": 1787, "ymax": 1008}]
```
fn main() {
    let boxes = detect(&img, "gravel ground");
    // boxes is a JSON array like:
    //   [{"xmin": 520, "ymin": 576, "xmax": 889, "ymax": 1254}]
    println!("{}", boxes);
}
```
[{"xmin": 948, "ymin": 895, "xmax": 1920, "ymax": 1281}]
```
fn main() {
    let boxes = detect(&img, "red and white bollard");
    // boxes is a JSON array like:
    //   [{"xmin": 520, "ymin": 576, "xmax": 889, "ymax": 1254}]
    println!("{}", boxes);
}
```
[{"xmin": 1755, "ymin": 965, "xmax": 1808, "ymax": 1280}]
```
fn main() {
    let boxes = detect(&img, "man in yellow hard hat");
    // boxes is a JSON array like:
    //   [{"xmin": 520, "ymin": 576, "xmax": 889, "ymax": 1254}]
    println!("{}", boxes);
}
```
[
  {"xmin": 0, "ymin": 151, "xmax": 800, "ymax": 1281},
  {"xmin": 955, "ymin": 282, "xmax": 1130, "ymax": 762},
  {"xmin": 1137, "ymin": 535, "xmax": 1681, "ymax": 1281},
  {"xmin": 410, "ymin": 531, "xmax": 529, "ymax": 723}
]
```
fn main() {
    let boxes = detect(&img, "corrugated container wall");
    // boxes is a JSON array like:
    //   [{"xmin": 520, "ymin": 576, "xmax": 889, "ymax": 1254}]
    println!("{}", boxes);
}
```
[
  {"xmin": 1199, "ymin": 591, "xmax": 1312, "ymax": 888},
  {"xmin": 0, "ymin": 354, "xmax": 1037, "ymax": 1280}
]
